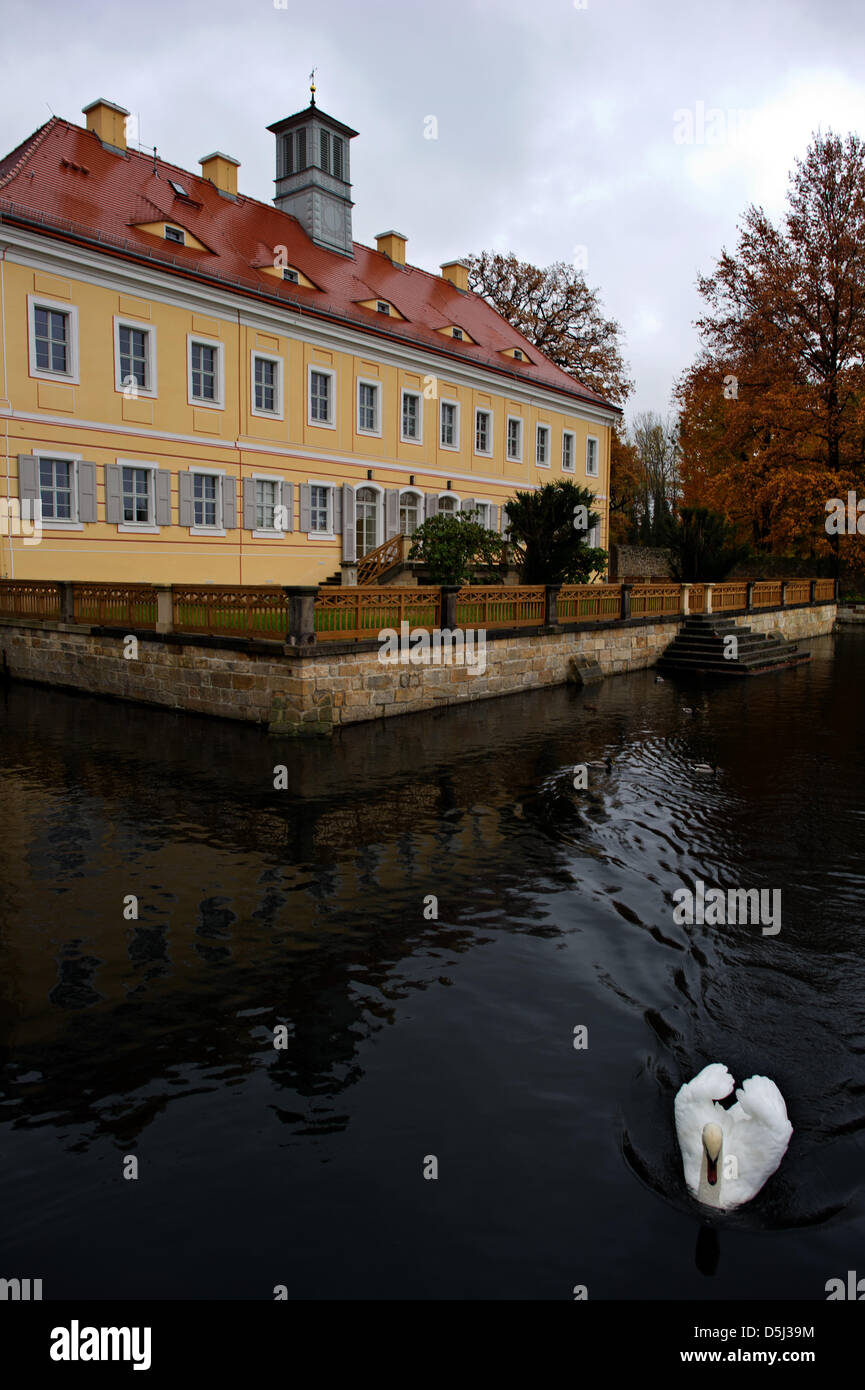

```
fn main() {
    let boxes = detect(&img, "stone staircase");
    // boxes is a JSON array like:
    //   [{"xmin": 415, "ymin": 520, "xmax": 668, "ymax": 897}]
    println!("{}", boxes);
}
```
[{"xmin": 657, "ymin": 614, "xmax": 811, "ymax": 678}]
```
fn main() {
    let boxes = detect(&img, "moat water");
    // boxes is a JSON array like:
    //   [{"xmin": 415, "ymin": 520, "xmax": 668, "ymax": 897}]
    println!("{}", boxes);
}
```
[{"xmin": 0, "ymin": 629, "xmax": 863, "ymax": 1299}]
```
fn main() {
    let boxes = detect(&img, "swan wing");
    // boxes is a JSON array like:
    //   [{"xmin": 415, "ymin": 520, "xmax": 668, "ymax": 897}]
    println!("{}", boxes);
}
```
[
  {"xmin": 721, "ymin": 1075, "xmax": 792, "ymax": 1207},
  {"xmin": 674, "ymin": 1064, "xmax": 735, "ymax": 1196}
]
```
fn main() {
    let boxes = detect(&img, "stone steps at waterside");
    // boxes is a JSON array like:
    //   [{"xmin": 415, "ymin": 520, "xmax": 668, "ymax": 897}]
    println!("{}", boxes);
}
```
[{"xmin": 657, "ymin": 615, "xmax": 811, "ymax": 678}]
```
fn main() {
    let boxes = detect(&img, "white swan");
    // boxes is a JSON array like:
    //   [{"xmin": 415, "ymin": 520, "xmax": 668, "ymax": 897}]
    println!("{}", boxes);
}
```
[{"xmin": 674, "ymin": 1062, "xmax": 792, "ymax": 1210}]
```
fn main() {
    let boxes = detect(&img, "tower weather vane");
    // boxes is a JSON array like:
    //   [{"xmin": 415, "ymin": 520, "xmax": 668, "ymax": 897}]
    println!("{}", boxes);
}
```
[{"xmin": 309, "ymin": 68, "xmax": 317, "ymax": 105}]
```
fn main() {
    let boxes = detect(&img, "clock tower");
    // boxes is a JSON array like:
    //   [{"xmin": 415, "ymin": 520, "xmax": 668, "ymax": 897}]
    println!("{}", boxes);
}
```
[{"xmin": 268, "ymin": 83, "xmax": 358, "ymax": 257}]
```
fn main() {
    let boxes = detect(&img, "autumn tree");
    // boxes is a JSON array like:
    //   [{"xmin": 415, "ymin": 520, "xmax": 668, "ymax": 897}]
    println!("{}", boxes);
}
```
[
  {"xmin": 466, "ymin": 251, "xmax": 638, "ymax": 541},
  {"xmin": 466, "ymin": 251, "xmax": 633, "ymax": 406},
  {"xmin": 676, "ymin": 130, "xmax": 865, "ymax": 576}
]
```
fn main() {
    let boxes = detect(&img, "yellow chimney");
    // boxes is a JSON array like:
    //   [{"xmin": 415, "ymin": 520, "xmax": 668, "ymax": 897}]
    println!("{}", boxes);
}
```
[
  {"xmin": 441, "ymin": 260, "xmax": 469, "ymax": 291},
  {"xmin": 376, "ymin": 230, "xmax": 407, "ymax": 265},
  {"xmin": 199, "ymin": 151, "xmax": 240, "ymax": 198},
  {"xmin": 82, "ymin": 99, "xmax": 129, "ymax": 153}
]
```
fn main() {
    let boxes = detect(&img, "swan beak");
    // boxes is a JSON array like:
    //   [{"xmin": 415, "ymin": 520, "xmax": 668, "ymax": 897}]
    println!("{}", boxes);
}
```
[{"xmin": 702, "ymin": 1123, "xmax": 723, "ymax": 1186}]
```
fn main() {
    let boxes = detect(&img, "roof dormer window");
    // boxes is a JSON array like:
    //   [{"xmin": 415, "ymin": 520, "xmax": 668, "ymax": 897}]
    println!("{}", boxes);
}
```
[
  {"xmin": 376, "ymin": 301, "xmax": 390, "ymax": 315},
  {"xmin": 452, "ymin": 327, "xmax": 464, "ymax": 340},
  {"xmin": 169, "ymin": 180, "xmax": 188, "ymax": 197},
  {"xmin": 283, "ymin": 267, "xmax": 299, "ymax": 284},
  {"xmin": 164, "ymin": 225, "xmax": 185, "ymax": 244},
  {"xmin": 513, "ymin": 348, "xmax": 523, "ymax": 360}
]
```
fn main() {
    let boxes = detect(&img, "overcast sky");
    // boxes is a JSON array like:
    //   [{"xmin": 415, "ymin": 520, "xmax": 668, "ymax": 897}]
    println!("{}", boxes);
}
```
[{"xmin": 2, "ymin": 0, "xmax": 864, "ymax": 424}]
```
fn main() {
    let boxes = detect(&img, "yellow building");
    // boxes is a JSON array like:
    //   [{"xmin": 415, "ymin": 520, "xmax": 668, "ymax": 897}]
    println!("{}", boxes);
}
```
[{"xmin": 0, "ymin": 94, "xmax": 618, "ymax": 586}]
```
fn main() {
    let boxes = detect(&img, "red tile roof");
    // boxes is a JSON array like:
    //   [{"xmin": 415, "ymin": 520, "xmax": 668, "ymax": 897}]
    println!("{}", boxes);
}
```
[{"xmin": 0, "ymin": 116, "xmax": 617, "ymax": 413}]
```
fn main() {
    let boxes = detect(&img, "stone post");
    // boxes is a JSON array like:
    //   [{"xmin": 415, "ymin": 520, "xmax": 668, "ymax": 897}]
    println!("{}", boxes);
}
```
[
  {"xmin": 340, "ymin": 561, "xmax": 358, "ymax": 586},
  {"xmin": 681, "ymin": 583, "xmax": 691, "ymax": 617},
  {"xmin": 705, "ymin": 584, "xmax": 714, "ymax": 614},
  {"xmin": 809, "ymin": 579, "xmax": 817, "ymax": 605},
  {"xmin": 834, "ymin": 578, "xmax": 841, "ymax": 602},
  {"xmin": 780, "ymin": 580, "xmax": 789, "ymax": 607},
  {"xmin": 284, "ymin": 586, "xmax": 318, "ymax": 646},
  {"xmin": 746, "ymin": 581, "xmax": 755, "ymax": 612},
  {"xmin": 544, "ymin": 584, "xmax": 562, "ymax": 627},
  {"xmin": 155, "ymin": 585, "xmax": 173, "ymax": 635},
  {"xmin": 59, "ymin": 580, "xmax": 75, "ymax": 624},
  {"xmin": 440, "ymin": 585, "xmax": 460, "ymax": 631},
  {"xmin": 620, "ymin": 583, "xmax": 632, "ymax": 621}
]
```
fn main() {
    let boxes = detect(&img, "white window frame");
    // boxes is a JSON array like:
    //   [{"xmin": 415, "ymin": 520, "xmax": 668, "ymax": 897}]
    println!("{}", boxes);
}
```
[
  {"xmin": 474, "ymin": 407, "xmax": 493, "ymax": 458},
  {"xmin": 586, "ymin": 435, "xmax": 600, "ymax": 477},
  {"xmin": 536, "ymin": 423, "xmax": 551, "ymax": 468},
  {"xmin": 113, "ymin": 316, "xmax": 157, "ymax": 399},
  {"xmin": 354, "ymin": 480, "xmax": 384, "ymax": 552},
  {"xmin": 189, "ymin": 464, "xmax": 227, "ymax": 536},
  {"xmin": 506, "ymin": 414, "xmax": 523, "ymax": 462},
  {"xmin": 250, "ymin": 351, "xmax": 284, "ymax": 420},
  {"xmin": 250, "ymin": 471, "xmax": 286, "ymax": 538},
  {"xmin": 164, "ymin": 224, "xmax": 185, "ymax": 244},
  {"xmin": 439, "ymin": 398, "xmax": 460, "ymax": 451},
  {"xmin": 587, "ymin": 522, "xmax": 601, "ymax": 549},
  {"xmin": 470, "ymin": 498, "xmax": 493, "ymax": 528},
  {"xmin": 187, "ymin": 335, "xmax": 225, "ymax": 410},
  {"xmin": 307, "ymin": 363, "xmax": 336, "ymax": 429},
  {"xmin": 34, "ymin": 450, "xmax": 83, "ymax": 530},
  {"xmin": 356, "ymin": 376, "xmax": 382, "ymax": 437},
  {"xmin": 306, "ymin": 479, "xmax": 336, "ymax": 540},
  {"xmin": 562, "ymin": 429, "xmax": 576, "ymax": 473},
  {"xmin": 398, "ymin": 487, "xmax": 424, "ymax": 535},
  {"xmin": 437, "ymin": 491, "xmax": 460, "ymax": 515},
  {"xmin": 400, "ymin": 389, "xmax": 423, "ymax": 445},
  {"xmin": 117, "ymin": 458, "xmax": 160, "ymax": 533},
  {"xmin": 27, "ymin": 296, "xmax": 80, "ymax": 384}
]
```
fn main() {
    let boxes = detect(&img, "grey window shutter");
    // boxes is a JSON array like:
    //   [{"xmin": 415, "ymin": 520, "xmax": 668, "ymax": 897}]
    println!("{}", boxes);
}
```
[
  {"xmin": 178, "ymin": 471, "xmax": 194, "ymax": 527},
  {"xmin": 243, "ymin": 478, "xmax": 257, "ymax": 530},
  {"xmin": 332, "ymin": 485, "xmax": 341, "ymax": 536},
  {"xmin": 342, "ymin": 484, "xmax": 356, "ymax": 561},
  {"xmin": 425, "ymin": 493, "xmax": 439, "ymax": 520},
  {"xmin": 77, "ymin": 462, "xmax": 98, "ymax": 523},
  {"xmin": 281, "ymin": 481, "xmax": 294, "ymax": 532},
  {"xmin": 17, "ymin": 455, "xmax": 39, "ymax": 503},
  {"xmin": 105, "ymin": 464, "xmax": 123, "ymax": 524},
  {"xmin": 222, "ymin": 477, "xmax": 237, "ymax": 530},
  {"xmin": 385, "ymin": 488, "xmax": 399, "ymax": 538},
  {"xmin": 461, "ymin": 496, "xmax": 475, "ymax": 514},
  {"xmin": 155, "ymin": 469, "xmax": 172, "ymax": 527},
  {"xmin": 299, "ymin": 484, "xmax": 311, "ymax": 532}
]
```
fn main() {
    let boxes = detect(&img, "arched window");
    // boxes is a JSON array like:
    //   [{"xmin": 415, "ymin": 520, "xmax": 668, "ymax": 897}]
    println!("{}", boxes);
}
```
[
  {"xmin": 400, "ymin": 490, "xmax": 422, "ymax": 535},
  {"xmin": 355, "ymin": 486, "xmax": 380, "ymax": 556},
  {"xmin": 438, "ymin": 494, "xmax": 459, "ymax": 515}
]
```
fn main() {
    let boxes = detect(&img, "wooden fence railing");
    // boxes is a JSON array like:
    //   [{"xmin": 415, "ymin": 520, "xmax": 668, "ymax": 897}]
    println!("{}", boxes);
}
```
[
  {"xmin": 0, "ymin": 579, "xmax": 62, "ymax": 620},
  {"xmin": 172, "ymin": 586, "xmax": 289, "ymax": 637},
  {"xmin": 630, "ymin": 584, "xmax": 682, "ymax": 616},
  {"xmin": 558, "ymin": 584, "xmax": 622, "ymax": 622},
  {"xmin": 315, "ymin": 587, "xmax": 441, "ymax": 641},
  {"xmin": 0, "ymin": 577, "xmax": 837, "ymax": 645},
  {"xmin": 73, "ymin": 583, "xmax": 159, "ymax": 629},
  {"xmin": 751, "ymin": 581, "xmax": 784, "ymax": 608},
  {"xmin": 356, "ymin": 534, "xmax": 412, "ymax": 585},
  {"xmin": 688, "ymin": 584, "xmax": 707, "ymax": 614},
  {"xmin": 456, "ymin": 586, "xmax": 545, "ymax": 628},
  {"xmin": 711, "ymin": 582, "xmax": 749, "ymax": 612},
  {"xmin": 784, "ymin": 579, "xmax": 810, "ymax": 605}
]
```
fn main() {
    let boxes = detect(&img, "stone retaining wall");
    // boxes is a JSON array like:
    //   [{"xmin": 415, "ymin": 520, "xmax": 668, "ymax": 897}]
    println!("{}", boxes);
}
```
[{"xmin": 0, "ymin": 603, "xmax": 836, "ymax": 736}]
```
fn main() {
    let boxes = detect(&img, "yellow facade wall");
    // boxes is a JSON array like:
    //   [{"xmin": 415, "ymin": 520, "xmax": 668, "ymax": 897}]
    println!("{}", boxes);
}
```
[{"xmin": 0, "ymin": 257, "xmax": 611, "ymax": 583}]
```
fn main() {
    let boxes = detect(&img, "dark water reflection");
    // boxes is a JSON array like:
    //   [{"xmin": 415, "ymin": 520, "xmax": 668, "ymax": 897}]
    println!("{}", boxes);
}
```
[{"xmin": 0, "ymin": 630, "xmax": 863, "ymax": 1299}]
